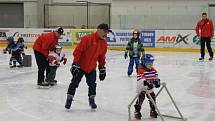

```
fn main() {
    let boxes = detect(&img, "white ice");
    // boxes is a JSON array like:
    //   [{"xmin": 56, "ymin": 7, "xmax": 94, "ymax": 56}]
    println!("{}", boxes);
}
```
[{"xmin": 0, "ymin": 49, "xmax": 215, "ymax": 121}]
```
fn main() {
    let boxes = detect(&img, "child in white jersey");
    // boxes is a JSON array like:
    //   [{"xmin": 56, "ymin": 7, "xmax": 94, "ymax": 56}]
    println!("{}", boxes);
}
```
[{"xmin": 46, "ymin": 45, "xmax": 67, "ymax": 86}]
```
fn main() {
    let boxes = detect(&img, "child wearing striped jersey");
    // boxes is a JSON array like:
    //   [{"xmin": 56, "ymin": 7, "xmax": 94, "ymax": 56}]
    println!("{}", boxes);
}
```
[{"xmin": 134, "ymin": 54, "xmax": 161, "ymax": 120}]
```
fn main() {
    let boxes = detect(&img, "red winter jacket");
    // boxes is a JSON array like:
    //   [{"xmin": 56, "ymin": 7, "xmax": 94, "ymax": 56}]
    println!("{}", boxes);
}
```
[
  {"xmin": 33, "ymin": 32, "xmax": 58, "ymax": 57},
  {"xmin": 195, "ymin": 19, "xmax": 214, "ymax": 37},
  {"xmin": 73, "ymin": 32, "xmax": 107, "ymax": 73}
]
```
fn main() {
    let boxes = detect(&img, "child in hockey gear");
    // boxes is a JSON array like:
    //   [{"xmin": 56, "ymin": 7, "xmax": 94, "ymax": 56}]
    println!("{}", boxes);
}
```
[
  {"xmin": 9, "ymin": 37, "xmax": 28, "ymax": 68},
  {"xmin": 3, "ymin": 36, "xmax": 16, "ymax": 66},
  {"xmin": 134, "ymin": 54, "xmax": 161, "ymax": 120},
  {"xmin": 3, "ymin": 36, "xmax": 16, "ymax": 54},
  {"xmin": 46, "ymin": 45, "xmax": 67, "ymax": 86},
  {"xmin": 10, "ymin": 43, "xmax": 25, "ymax": 68},
  {"xmin": 10, "ymin": 37, "xmax": 28, "ymax": 68},
  {"xmin": 16, "ymin": 37, "xmax": 27, "ymax": 57},
  {"xmin": 125, "ymin": 30, "xmax": 145, "ymax": 76}
]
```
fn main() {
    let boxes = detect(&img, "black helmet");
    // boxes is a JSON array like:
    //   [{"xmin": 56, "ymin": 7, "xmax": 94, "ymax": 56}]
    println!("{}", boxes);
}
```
[
  {"xmin": 56, "ymin": 27, "xmax": 64, "ymax": 35},
  {"xmin": 18, "ymin": 37, "xmax": 24, "ymax": 42}
]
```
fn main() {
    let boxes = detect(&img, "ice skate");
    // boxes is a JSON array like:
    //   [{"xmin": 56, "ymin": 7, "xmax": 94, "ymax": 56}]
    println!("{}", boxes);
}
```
[
  {"xmin": 37, "ymin": 81, "xmax": 50, "ymax": 89},
  {"xmin": 209, "ymin": 57, "xmax": 213, "ymax": 61},
  {"xmin": 89, "ymin": 95, "xmax": 97, "ymax": 110},
  {"xmin": 150, "ymin": 110, "xmax": 158, "ymax": 118},
  {"xmin": 134, "ymin": 105, "xmax": 142, "ymax": 120},
  {"xmin": 199, "ymin": 57, "xmax": 204, "ymax": 61},
  {"xmin": 65, "ymin": 94, "xmax": 73, "ymax": 110},
  {"xmin": 134, "ymin": 111, "xmax": 142, "ymax": 120},
  {"xmin": 51, "ymin": 80, "xmax": 57, "ymax": 86},
  {"xmin": 10, "ymin": 65, "xmax": 16, "ymax": 68},
  {"xmin": 127, "ymin": 71, "xmax": 132, "ymax": 77}
]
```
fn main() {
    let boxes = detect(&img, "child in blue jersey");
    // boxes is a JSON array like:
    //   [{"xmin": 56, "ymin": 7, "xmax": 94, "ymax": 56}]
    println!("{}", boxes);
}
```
[
  {"xmin": 134, "ymin": 54, "xmax": 161, "ymax": 120},
  {"xmin": 10, "ymin": 37, "xmax": 27, "ymax": 68}
]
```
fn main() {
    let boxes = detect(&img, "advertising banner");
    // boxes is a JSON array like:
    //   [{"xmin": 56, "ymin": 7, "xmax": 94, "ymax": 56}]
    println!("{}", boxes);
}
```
[
  {"xmin": 1, "ymin": 28, "xmax": 214, "ymax": 49},
  {"xmin": 140, "ymin": 30, "xmax": 155, "ymax": 47},
  {"xmin": 71, "ymin": 29, "xmax": 95, "ymax": 45},
  {"xmin": 0, "ymin": 29, "xmax": 9, "ymax": 44},
  {"xmin": 107, "ymin": 30, "xmax": 133, "ymax": 46},
  {"xmin": 107, "ymin": 29, "xmax": 155, "ymax": 48},
  {"xmin": 155, "ymin": 30, "xmax": 215, "ymax": 48},
  {"xmin": 0, "ymin": 28, "xmax": 72, "ymax": 46}
]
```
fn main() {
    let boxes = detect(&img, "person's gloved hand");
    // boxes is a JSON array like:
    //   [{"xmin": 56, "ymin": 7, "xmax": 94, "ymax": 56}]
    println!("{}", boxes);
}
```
[
  {"xmin": 154, "ymin": 78, "xmax": 160, "ymax": 88},
  {"xmin": 63, "ymin": 58, "xmax": 67, "ymax": 65},
  {"xmin": 52, "ymin": 60, "xmax": 60, "ymax": 66},
  {"xmin": 144, "ymin": 81, "xmax": 153, "ymax": 90},
  {"xmin": 99, "ymin": 67, "xmax": 106, "ymax": 81},
  {"xmin": 70, "ymin": 63, "xmax": 80, "ymax": 77}
]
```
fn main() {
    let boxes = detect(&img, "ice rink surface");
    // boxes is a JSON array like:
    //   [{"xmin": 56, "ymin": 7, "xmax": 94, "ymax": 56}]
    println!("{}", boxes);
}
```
[{"xmin": 1, "ymin": 49, "xmax": 215, "ymax": 121}]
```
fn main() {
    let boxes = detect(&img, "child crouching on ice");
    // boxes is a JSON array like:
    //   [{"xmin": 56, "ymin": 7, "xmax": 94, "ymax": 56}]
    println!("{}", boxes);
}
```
[
  {"xmin": 46, "ymin": 45, "xmax": 67, "ymax": 86},
  {"xmin": 134, "ymin": 54, "xmax": 161, "ymax": 120}
]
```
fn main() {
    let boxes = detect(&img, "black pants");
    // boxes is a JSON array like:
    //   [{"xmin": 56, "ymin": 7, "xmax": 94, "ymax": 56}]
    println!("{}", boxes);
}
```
[
  {"xmin": 67, "ymin": 69, "xmax": 97, "ymax": 97},
  {"xmin": 34, "ymin": 50, "xmax": 50, "ymax": 84},
  {"xmin": 11, "ymin": 50, "xmax": 23, "ymax": 65},
  {"xmin": 134, "ymin": 91, "xmax": 156, "ymax": 111},
  {"xmin": 200, "ymin": 37, "xmax": 214, "ymax": 58},
  {"xmin": 46, "ymin": 66, "xmax": 58, "ymax": 81}
]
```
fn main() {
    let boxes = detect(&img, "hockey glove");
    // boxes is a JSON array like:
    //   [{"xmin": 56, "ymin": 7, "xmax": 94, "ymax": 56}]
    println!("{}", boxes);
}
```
[
  {"xmin": 8, "ymin": 50, "xmax": 11, "ymax": 54},
  {"xmin": 63, "ymin": 58, "xmax": 67, "ymax": 65},
  {"xmin": 144, "ymin": 81, "xmax": 153, "ymax": 90},
  {"xmin": 52, "ymin": 60, "xmax": 60, "ymax": 66},
  {"xmin": 154, "ymin": 78, "xmax": 160, "ymax": 88},
  {"xmin": 99, "ymin": 67, "xmax": 106, "ymax": 81},
  {"xmin": 124, "ymin": 52, "xmax": 128, "ymax": 59},
  {"xmin": 70, "ymin": 63, "xmax": 80, "ymax": 77}
]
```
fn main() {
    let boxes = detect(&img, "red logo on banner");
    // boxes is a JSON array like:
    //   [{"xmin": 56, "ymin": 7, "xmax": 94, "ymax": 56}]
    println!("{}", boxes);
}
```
[{"xmin": 157, "ymin": 36, "xmax": 176, "ymax": 42}]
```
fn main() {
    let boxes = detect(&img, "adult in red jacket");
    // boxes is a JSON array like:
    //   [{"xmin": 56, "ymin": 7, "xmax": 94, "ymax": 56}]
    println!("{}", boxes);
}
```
[
  {"xmin": 33, "ymin": 27, "xmax": 64, "ymax": 87},
  {"xmin": 196, "ymin": 12, "xmax": 214, "ymax": 61},
  {"xmin": 65, "ymin": 23, "xmax": 111, "ymax": 110}
]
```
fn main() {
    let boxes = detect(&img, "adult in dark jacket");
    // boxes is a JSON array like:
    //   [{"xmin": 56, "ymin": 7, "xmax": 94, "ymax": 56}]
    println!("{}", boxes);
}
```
[{"xmin": 33, "ymin": 27, "xmax": 64, "ymax": 87}]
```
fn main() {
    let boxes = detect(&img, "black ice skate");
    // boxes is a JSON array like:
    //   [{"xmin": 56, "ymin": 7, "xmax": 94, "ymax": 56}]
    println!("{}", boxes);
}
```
[
  {"xmin": 50, "ymin": 80, "xmax": 57, "ymax": 86},
  {"xmin": 65, "ymin": 94, "xmax": 73, "ymax": 110},
  {"xmin": 127, "ymin": 71, "xmax": 132, "ymax": 77},
  {"xmin": 134, "ymin": 105, "xmax": 142, "ymax": 120},
  {"xmin": 134, "ymin": 111, "xmax": 142, "ymax": 120},
  {"xmin": 89, "ymin": 95, "xmax": 97, "ymax": 109},
  {"xmin": 10, "ymin": 65, "xmax": 16, "ymax": 68},
  {"xmin": 209, "ymin": 57, "xmax": 213, "ymax": 61},
  {"xmin": 150, "ymin": 110, "xmax": 158, "ymax": 118},
  {"xmin": 37, "ymin": 81, "xmax": 49, "ymax": 89},
  {"xmin": 199, "ymin": 57, "xmax": 204, "ymax": 61}
]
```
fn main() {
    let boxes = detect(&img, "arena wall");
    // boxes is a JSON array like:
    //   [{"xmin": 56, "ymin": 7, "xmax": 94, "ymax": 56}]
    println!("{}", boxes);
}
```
[{"xmin": 1, "ymin": 28, "xmax": 214, "ymax": 52}]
